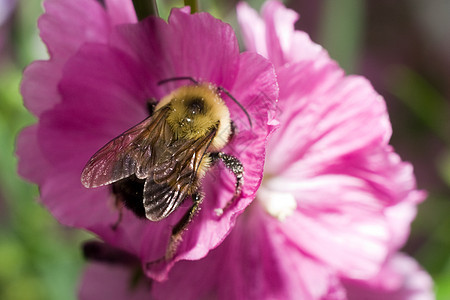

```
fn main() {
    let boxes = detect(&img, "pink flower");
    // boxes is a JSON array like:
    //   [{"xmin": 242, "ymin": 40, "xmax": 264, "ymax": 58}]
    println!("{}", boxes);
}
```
[
  {"xmin": 19, "ymin": 0, "xmax": 433, "ymax": 298},
  {"xmin": 237, "ymin": 0, "xmax": 426, "ymax": 279},
  {"xmin": 17, "ymin": 0, "xmax": 278, "ymax": 281},
  {"xmin": 78, "ymin": 1, "xmax": 433, "ymax": 299}
]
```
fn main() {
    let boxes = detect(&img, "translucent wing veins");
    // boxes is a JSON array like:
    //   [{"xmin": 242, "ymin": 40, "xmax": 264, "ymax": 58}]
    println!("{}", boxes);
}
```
[{"xmin": 81, "ymin": 107, "xmax": 170, "ymax": 188}]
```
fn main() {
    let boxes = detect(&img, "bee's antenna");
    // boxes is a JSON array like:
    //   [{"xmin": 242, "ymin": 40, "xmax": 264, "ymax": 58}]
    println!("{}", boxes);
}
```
[
  {"xmin": 217, "ymin": 87, "xmax": 252, "ymax": 128},
  {"xmin": 158, "ymin": 77, "xmax": 199, "ymax": 85}
]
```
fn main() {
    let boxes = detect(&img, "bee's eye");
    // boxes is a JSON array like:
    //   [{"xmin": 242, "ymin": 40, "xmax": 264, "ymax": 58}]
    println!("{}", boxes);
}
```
[{"xmin": 186, "ymin": 98, "xmax": 205, "ymax": 115}]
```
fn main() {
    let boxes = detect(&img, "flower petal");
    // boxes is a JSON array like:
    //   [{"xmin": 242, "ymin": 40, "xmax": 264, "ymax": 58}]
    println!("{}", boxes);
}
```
[
  {"xmin": 111, "ymin": 8, "xmax": 240, "ymax": 93},
  {"xmin": 279, "ymin": 200, "xmax": 390, "ymax": 279},
  {"xmin": 39, "ymin": 44, "xmax": 149, "ymax": 169},
  {"xmin": 21, "ymin": 60, "xmax": 63, "ymax": 116},
  {"xmin": 236, "ymin": 1, "xmax": 269, "ymax": 58},
  {"xmin": 237, "ymin": 0, "xmax": 329, "ymax": 68},
  {"xmin": 104, "ymin": 0, "xmax": 137, "ymax": 25},
  {"xmin": 263, "ymin": 147, "xmax": 424, "ymax": 279},
  {"xmin": 79, "ymin": 262, "xmax": 150, "ymax": 300},
  {"xmin": 39, "ymin": 0, "xmax": 110, "ymax": 61},
  {"xmin": 151, "ymin": 249, "xmax": 220, "ymax": 300},
  {"xmin": 16, "ymin": 125, "xmax": 53, "ymax": 185},
  {"xmin": 265, "ymin": 61, "xmax": 391, "ymax": 175},
  {"xmin": 153, "ymin": 205, "xmax": 345, "ymax": 300},
  {"xmin": 23, "ymin": 0, "xmax": 129, "ymax": 116},
  {"xmin": 343, "ymin": 253, "xmax": 435, "ymax": 300}
]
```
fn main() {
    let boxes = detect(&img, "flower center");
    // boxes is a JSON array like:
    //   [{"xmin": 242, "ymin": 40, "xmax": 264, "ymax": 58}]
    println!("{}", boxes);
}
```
[{"xmin": 257, "ymin": 176, "xmax": 297, "ymax": 221}]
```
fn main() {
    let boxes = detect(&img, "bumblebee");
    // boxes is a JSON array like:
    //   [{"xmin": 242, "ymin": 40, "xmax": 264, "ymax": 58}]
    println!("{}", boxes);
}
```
[{"xmin": 81, "ymin": 77, "xmax": 247, "ymax": 259}]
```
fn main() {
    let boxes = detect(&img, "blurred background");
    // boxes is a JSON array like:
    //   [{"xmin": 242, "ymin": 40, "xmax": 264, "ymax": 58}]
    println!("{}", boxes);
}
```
[{"xmin": 0, "ymin": 0, "xmax": 449, "ymax": 299}]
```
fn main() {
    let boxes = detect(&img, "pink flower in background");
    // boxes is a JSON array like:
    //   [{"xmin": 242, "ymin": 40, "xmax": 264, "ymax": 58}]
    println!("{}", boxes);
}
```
[
  {"xmin": 17, "ymin": 0, "xmax": 277, "ymax": 281},
  {"xmin": 235, "ymin": 0, "xmax": 433, "ymax": 298},
  {"xmin": 0, "ymin": 0, "xmax": 16, "ymax": 56},
  {"xmin": 78, "ymin": 1, "xmax": 433, "ymax": 299},
  {"xmin": 0, "ymin": 0, "xmax": 16, "ymax": 26}
]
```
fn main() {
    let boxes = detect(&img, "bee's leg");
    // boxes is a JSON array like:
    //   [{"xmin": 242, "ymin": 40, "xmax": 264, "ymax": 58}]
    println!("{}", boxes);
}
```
[
  {"xmin": 210, "ymin": 152, "xmax": 244, "ymax": 216},
  {"xmin": 165, "ymin": 192, "xmax": 204, "ymax": 260}
]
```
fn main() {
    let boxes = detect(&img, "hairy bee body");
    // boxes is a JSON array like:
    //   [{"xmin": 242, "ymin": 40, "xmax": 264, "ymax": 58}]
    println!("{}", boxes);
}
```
[
  {"xmin": 81, "ymin": 79, "xmax": 245, "ymax": 260},
  {"xmin": 159, "ymin": 84, "xmax": 231, "ymax": 146},
  {"xmin": 155, "ymin": 84, "xmax": 232, "ymax": 185}
]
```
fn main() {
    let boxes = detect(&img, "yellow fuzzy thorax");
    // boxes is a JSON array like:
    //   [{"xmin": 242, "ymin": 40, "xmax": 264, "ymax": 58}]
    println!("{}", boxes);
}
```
[{"xmin": 156, "ymin": 84, "xmax": 231, "ymax": 150}]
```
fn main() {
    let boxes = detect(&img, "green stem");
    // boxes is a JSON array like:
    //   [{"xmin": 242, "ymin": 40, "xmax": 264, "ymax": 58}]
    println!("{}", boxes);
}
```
[
  {"xmin": 184, "ymin": 0, "xmax": 199, "ymax": 13},
  {"xmin": 132, "ymin": 0, "xmax": 159, "ymax": 20}
]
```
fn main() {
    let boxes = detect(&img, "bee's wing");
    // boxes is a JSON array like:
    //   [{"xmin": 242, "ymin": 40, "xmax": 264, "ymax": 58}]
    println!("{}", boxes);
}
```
[
  {"xmin": 81, "ymin": 107, "xmax": 170, "ymax": 188},
  {"xmin": 143, "ymin": 128, "xmax": 217, "ymax": 221}
]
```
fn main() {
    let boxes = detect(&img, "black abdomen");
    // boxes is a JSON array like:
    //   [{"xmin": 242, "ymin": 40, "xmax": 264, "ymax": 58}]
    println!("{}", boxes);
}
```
[{"xmin": 111, "ymin": 175, "xmax": 146, "ymax": 218}]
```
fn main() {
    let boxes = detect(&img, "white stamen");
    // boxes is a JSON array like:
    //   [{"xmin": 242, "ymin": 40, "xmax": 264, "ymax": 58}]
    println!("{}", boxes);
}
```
[{"xmin": 257, "ymin": 185, "xmax": 297, "ymax": 221}]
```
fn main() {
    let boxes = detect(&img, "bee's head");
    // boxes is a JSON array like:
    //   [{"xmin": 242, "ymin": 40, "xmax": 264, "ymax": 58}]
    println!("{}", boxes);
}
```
[
  {"xmin": 184, "ymin": 97, "xmax": 206, "ymax": 116},
  {"xmin": 157, "ymin": 84, "xmax": 231, "ymax": 149}
]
